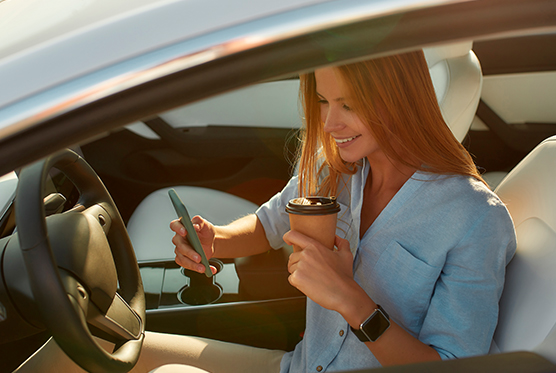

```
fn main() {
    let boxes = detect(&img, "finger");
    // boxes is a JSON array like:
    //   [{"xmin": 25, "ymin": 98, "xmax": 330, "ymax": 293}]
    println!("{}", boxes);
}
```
[
  {"xmin": 173, "ymin": 241, "xmax": 201, "ymax": 263},
  {"xmin": 287, "ymin": 253, "xmax": 299, "ymax": 274},
  {"xmin": 334, "ymin": 235, "xmax": 350, "ymax": 252},
  {"xmin": 171, "ymin": 231, "xmax": 186, "ymax": 245},
  {"xmin": 170, "ymin": 219, "xmax": 186, "ymax": 237},
  {"xmin": 288, "ymin": 249, "xmax": 300, "ymax": 264},
  {"xmin": 288, "ymin": 272, "xmax": 298, "ymax": 288},
  {"xmin": 287, "ymin": 247, "xmax": 317, "ymax": 276},
  {"xmin": 287, "ymin": 267, "xmax": 306, "ymax": 291},
  {"xmin": 287, "ymin": 273, "xmax": 296, "ymax": 288},
  {"xmin": 283, "ymin": 230, "xmax": 323, "ymax": 252},
  {"xmin": 191, "ymin": 215, "xmax": 214, "ymax": 240},
  {"xmin": 175, "ymin": 250, "xmax": 205, "ymax": 273},
  {"xmin": 191, "ymin": 215, "xmax": 204, "ymax": 227},
  {"xmin": 171, "ymin": 233, "xmax": 193, "ymax": 252}
]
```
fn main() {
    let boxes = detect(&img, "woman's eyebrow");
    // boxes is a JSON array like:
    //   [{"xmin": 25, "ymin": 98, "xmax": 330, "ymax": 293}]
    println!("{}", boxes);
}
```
[{"xmin": 316, "ymin": 92, "xmax": 345, "ymax": 102}]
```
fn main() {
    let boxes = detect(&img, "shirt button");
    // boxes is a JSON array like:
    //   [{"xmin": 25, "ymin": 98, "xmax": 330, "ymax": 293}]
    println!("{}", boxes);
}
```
[
  {"xmin": 316, "ymin": 366, "xmax": 323, "ymax": 372},
  {"xmin": 339, "ymin": 330, "xmax": 345, "ymax": 337}
]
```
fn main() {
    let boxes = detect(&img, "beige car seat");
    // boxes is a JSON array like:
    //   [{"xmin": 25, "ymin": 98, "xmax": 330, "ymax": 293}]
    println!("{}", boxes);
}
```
[{"xmin": 492, "ymin": 136, "xmax": 556, "ymax": 364}]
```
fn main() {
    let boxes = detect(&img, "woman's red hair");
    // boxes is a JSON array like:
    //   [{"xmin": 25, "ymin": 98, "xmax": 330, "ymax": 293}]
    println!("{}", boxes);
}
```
[{"xmin": 297, "ymin": 50, "xmax": 484, "ymax": 196}]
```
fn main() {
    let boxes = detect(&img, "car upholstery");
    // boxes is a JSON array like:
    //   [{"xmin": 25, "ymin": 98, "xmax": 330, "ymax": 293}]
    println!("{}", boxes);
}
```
[{"xmin": 492, "ymin": 135, "xmax": 556, "ymax": 364}]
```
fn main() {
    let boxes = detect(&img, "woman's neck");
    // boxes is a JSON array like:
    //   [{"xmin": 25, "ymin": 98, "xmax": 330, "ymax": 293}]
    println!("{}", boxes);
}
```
[
  {"xmin": 365, "ymin": 152, "xmax": 415, "ymax": 194},
  {"xmin": 359, "ymin": 154, "xmax": 416, "ymax": 238}
]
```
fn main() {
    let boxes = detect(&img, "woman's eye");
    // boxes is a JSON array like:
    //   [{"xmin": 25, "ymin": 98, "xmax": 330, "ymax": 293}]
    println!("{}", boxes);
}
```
[
  {"xmin": 318, "ymin": 99, "xmax": 328, "ymax": 105},
  {"xmin": 343, "ymin": 104, "xmax": 352, "ymax": 111}
]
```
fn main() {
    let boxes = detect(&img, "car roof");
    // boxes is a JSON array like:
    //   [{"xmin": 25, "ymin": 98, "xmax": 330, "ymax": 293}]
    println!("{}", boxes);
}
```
[
  {"xmin": 0, "ymin": 0, "xmax": 453, "ymax": 140},
  {"xmin": 0, "ymin": 0, "xmax": 330, "ymax": 110}
]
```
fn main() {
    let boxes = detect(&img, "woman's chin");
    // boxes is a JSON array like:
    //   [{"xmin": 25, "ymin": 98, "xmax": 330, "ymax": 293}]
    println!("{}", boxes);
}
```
[{"xmin": 338, "ymin": 152, "xmax": 364, "ymax": 164}]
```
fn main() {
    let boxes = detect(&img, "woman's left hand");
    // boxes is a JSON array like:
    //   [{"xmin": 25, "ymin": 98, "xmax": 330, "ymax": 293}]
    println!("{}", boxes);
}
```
[{"xmin": 284, "ymin": 231, "xmax": 356, "ymax": 312}]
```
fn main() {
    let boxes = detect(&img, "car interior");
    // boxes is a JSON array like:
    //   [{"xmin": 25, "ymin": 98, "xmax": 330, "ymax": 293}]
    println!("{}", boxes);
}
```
[
  {"xmin": 1, "ymin": 27, "xmax": 556, "ymax": 372},
  {"xmin": 118, "ymin": 38, "xmax": 481, "ymax": 332}
]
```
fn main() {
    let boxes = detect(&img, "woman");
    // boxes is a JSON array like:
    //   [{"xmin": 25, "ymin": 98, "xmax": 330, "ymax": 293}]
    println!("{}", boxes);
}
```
[{"xmin": 146, "ymin": 50, "xmax": 517, "ymax": 372}]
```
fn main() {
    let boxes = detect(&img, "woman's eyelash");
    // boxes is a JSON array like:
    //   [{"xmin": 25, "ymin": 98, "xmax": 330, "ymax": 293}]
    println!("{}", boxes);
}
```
[{"xmin": 316, "ymin": 98, "xmax": 351, "ymax": 111}]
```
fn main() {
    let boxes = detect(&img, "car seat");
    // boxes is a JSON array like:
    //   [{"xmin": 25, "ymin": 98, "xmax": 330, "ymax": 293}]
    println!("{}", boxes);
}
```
[
  {"xmin": 491, "ymin": 135, "xmax": 556, "ymax": 364},
  {"xmin": 127, "ymin": 186, "xmax": 258, "ymax": 263},
  {"xmin": 127, "ymin": 41, "xmax": 483, "ymax": 262}
]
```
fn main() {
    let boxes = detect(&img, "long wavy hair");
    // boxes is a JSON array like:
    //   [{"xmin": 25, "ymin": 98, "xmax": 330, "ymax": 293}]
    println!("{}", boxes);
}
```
[{"xmin": 297, "ymin": 50, "xmax": 484, "ymax": 196}]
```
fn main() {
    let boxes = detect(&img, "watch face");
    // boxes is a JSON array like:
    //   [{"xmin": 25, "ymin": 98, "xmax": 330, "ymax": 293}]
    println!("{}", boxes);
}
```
[{"xmin": 361, "ymin": 309, "xmax": 390, "ymax": 342}]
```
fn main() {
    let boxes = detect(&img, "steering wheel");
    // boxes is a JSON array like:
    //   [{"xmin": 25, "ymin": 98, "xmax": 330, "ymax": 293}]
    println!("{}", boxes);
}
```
[{"xmin": 15, "ymin": 149, "xmax": 145, "ymax": 372}]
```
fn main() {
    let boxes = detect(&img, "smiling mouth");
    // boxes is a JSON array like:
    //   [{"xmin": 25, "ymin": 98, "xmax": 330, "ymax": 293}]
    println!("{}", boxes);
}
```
[{"xmin": 335, "ymin": 135, "xmax": 360, "ymax": 144}]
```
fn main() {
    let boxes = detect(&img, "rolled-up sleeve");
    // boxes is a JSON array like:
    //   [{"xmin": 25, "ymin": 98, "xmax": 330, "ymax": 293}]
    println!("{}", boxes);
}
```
[
  {"xmin": 418, "ymin": 203, "xmax": 516, "ymax": 359},
  {"xmin": 256, "ymin": 176, "xmax": 299, "ymax": 250}
]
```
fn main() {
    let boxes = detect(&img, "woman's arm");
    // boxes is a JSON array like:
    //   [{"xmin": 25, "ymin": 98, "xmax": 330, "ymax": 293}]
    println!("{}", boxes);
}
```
[
  {"xmin": 284, "ymin": 231, "xmax": 441, "ymax": 366},
  {"xmin": 338, "ymin": 278, "xmax": 441, "ymax": 366},
  {"xmin": 171, "ymin": 214, "xmax": 273, "ymax": 274},
  {"xmin": 213, "ymin": 214, "xmax": 274, "ymax": 258}
]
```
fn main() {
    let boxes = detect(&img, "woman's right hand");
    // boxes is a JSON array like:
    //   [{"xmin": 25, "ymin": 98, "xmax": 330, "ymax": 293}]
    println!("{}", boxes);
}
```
[{"xmin": 170, "ymin": 215, "xmax": 217, "ymax": 274}]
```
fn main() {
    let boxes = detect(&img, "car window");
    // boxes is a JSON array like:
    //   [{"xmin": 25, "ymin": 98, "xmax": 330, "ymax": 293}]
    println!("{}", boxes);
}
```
[{"xmin": 126, "ymin": 79, "xmax": 302, "ymax": 140}]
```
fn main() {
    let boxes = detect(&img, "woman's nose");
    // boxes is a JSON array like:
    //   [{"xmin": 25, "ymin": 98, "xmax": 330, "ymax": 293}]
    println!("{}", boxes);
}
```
[{"xmin": 322, "ymin": 108, "xmax": 344, "ymax": 133}]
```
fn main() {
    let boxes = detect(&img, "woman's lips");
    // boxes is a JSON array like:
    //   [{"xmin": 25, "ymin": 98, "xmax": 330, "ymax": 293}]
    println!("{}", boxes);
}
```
[{"xmin": 334, "ymin": 135, "xmax": 361, "ymax": 146}]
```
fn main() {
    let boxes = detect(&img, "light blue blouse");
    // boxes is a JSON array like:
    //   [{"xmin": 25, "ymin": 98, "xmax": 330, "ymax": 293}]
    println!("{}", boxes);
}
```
[{"xmin": 256, "ymin": 159, "xmax": 516, "ymax": 372}]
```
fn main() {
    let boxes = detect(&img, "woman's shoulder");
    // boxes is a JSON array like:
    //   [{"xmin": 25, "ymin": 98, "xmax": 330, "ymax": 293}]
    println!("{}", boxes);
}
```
[
  {"xmin": 419, "ymin": 172, "xmax": 508, "ymax": 216},
  {"xmin": 415, "ymin": 173, "xmax": 516, "ymax": 252}
]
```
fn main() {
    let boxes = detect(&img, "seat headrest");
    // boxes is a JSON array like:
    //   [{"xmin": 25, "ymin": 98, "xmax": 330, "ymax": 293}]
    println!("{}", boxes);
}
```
[
  {"xmin": 423, "ymin": 41, "xmax": 483, "ymax": 142},
  {"xmin": 424, "ymin": 41, "xmax": 474, "ymax": 67},
  {"xmin": 496, "ymin": 135, "xmax": 556, "ymax": 230},
  {"xmin": 492, "ymin": 136, "xmax": 556, "ymax": 357}
]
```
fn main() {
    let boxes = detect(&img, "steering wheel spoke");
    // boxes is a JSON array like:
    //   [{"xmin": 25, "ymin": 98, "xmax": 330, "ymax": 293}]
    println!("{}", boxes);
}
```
[
  {"xmin": 58, "ymin": 268, "xmax": 91, "ymax": 317},
  {"xmin": 58, "ymin": 269, "xmax": 141, "ymax": 342},
  {"xmin": 88, "ymin": 293, "xmax": 143, "ymax": 341}
]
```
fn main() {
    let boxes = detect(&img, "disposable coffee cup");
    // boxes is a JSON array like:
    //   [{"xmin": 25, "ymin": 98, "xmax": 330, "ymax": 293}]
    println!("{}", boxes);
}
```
[{"xmin": 286, "ymin": 196, "xmax": 341, "ymax": 252}]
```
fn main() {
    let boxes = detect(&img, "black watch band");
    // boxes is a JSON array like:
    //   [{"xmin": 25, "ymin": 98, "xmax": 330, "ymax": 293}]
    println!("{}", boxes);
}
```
[{"xmin": 350, "ymin": 304, "xmax": 391, "ymax": 342}]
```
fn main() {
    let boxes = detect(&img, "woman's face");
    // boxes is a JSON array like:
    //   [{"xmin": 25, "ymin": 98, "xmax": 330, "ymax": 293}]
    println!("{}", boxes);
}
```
[{"xmin": 315, "ymin": 67, "xmax": 381, "ymax": 163}]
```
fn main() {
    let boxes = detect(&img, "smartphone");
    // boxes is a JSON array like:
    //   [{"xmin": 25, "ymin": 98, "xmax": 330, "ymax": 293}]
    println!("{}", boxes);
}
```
[{"xmin": 168, "ymin": 189, "xmax": 212, "ymax": 277}]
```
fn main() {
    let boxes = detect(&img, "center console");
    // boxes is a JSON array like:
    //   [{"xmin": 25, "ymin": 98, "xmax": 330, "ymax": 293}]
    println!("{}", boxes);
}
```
[{"xmin": 139, "ymin": 248, "xmax": 306, "ymax": 351}]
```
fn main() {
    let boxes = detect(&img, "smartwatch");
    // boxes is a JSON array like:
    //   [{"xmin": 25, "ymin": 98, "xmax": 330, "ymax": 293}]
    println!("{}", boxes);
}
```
[{"xmin": 350, "ymin": 305, "xmax": 390, "ymax": 342}]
